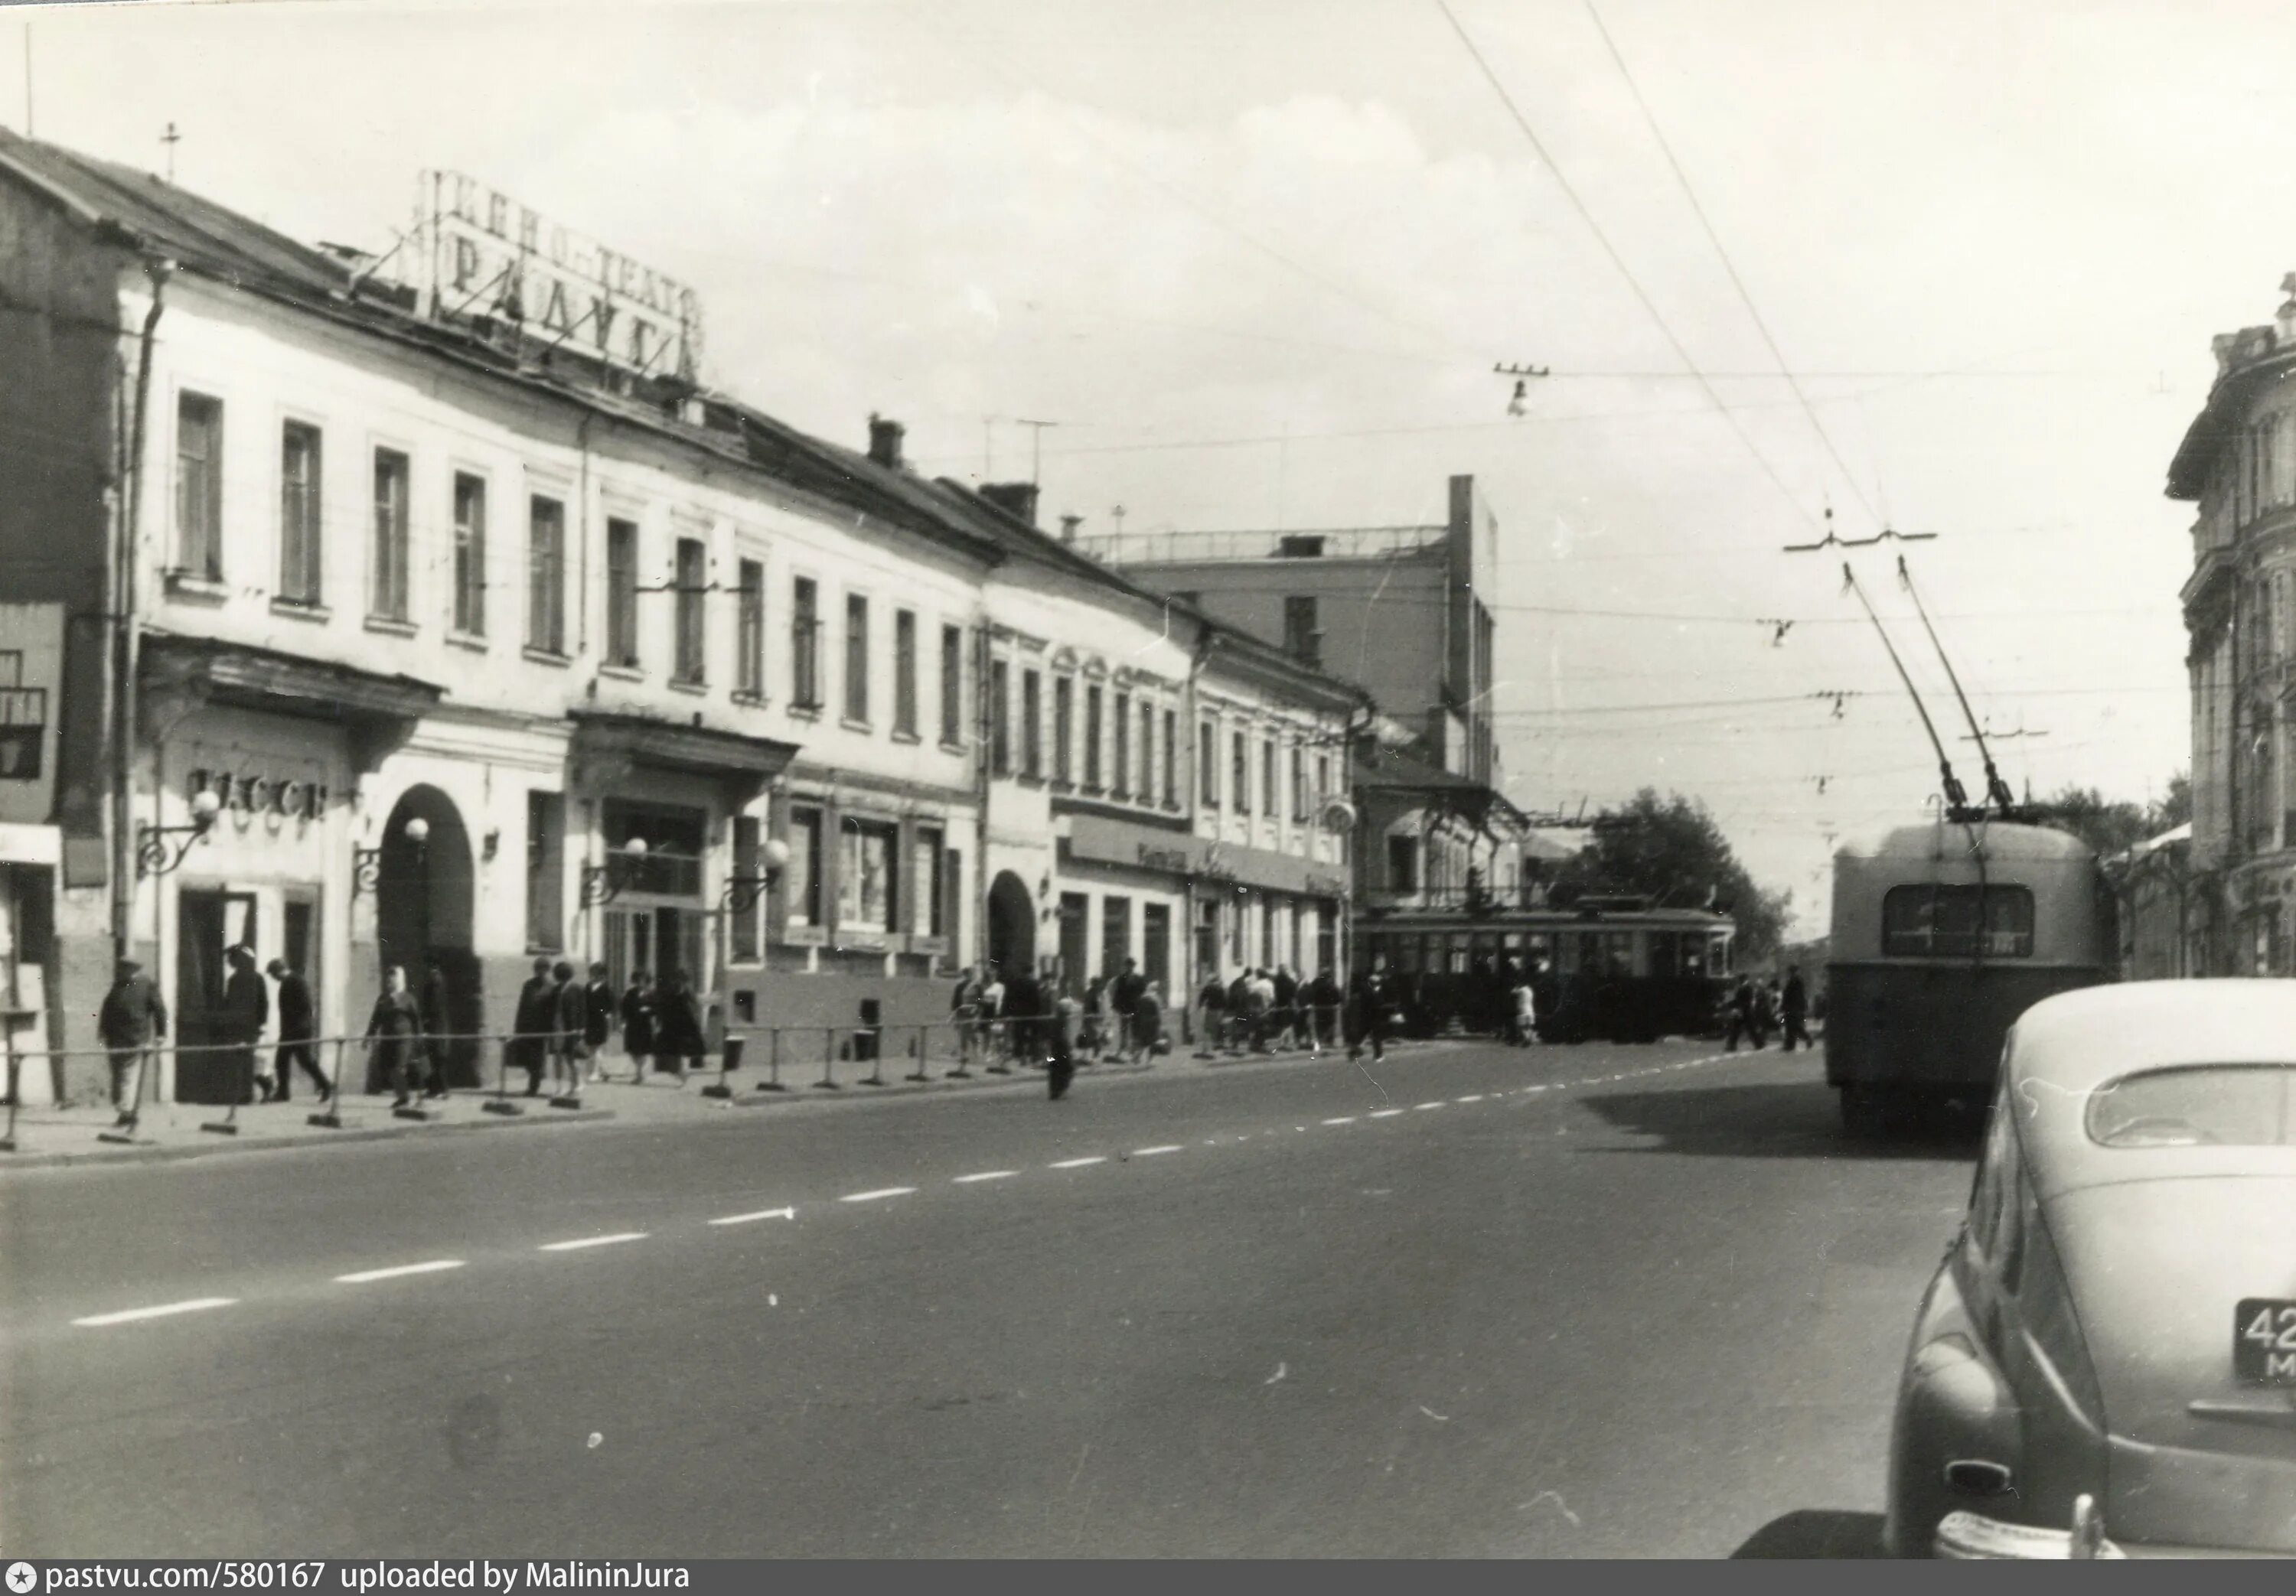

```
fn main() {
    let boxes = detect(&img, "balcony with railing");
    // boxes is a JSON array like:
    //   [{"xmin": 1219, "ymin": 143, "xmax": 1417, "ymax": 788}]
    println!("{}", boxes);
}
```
[{"xmin": 1071, "ymin": 524, "xmax": 1447, "ymax": 568}]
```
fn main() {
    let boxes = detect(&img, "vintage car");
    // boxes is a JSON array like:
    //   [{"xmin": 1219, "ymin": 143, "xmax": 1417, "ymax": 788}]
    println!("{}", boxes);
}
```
[{"xmin": 1884, "ymin": 980, "xmax": 2296, "ymax": 1558}]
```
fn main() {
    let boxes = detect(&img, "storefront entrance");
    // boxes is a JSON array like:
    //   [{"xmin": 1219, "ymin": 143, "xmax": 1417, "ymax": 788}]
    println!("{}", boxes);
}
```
[
  {"xmin": 374, "ymin": 784, "xmax": 478, "ymax": 1084},
  {"xmin": 175, "ymin": 888, "xmax": 256, "ymax": 1103},
  {"xmin": 987, "ymin": 871, "xmax": 1035, "ymax": 979}
]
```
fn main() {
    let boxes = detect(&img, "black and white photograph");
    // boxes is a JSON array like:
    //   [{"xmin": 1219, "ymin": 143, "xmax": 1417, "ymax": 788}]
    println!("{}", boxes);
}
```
[{"xmin": 0, "ymin": 0, "xmax": 2290, "ymax": 1562}]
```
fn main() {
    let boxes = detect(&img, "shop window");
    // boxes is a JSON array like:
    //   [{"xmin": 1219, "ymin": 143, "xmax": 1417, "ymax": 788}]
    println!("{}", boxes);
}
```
[
  {"xmin": 785, "ymin": 807, "xmax": 823, "ymax": 930},
  {"xmin": 913, "ymin": 826, "xmax": 944, "ymax": 937},
  {"xmin": 839, "ymin": 820, "xmax": 898, "ymax": 933},
  {"xmin": 525, "ymin": 790, "xmax": 565, "ymax": 952},
  {"xmin": 1103, "ymin": 895, "xmax": 1132, "ymax": 975},
  {"xmin": 732, "ymin": 815, "xmax": 762, "ymax": 963}
]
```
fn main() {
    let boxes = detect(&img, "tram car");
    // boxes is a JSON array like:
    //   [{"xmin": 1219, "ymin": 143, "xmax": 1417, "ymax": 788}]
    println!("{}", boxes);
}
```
[
  {"xmin": 1354, "ymin": 897, "xmax": 1737, "ymax": 1043},
  {"xmin": 1825, "ymin": 819, "xmax": 2115, "ymax": 1137}
]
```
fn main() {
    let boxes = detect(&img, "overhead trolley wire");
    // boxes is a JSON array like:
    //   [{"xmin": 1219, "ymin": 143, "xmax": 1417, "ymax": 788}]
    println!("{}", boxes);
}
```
[
  {"xmin": 1580, "ymin": 0, "xmax": 1884, "ymax": 530},
  {"xmin": 1433, "ymin": 0, "xmax": 1825, "ymax": 534}
]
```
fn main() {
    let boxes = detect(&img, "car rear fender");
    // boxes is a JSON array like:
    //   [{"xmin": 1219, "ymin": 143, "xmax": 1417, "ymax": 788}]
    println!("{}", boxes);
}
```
[{"xmin": 1886, "ymin": 1251, "xmax": 2023, "ymax": 1556}]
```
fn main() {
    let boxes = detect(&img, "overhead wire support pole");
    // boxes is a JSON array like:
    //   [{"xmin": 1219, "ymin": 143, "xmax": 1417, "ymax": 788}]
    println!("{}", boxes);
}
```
[{"xmin": 1896, "ymin": 554, "xmax": 2016, "ymax": 815}]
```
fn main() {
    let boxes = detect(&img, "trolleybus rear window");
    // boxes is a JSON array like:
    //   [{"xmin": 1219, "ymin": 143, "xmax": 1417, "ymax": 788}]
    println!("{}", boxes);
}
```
[{"xmin": 1880, "ymin": 884, "xmax": 2034, "ymax": 959}]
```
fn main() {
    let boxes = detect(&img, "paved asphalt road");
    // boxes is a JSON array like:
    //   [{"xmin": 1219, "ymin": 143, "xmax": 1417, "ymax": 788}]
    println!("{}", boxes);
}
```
[{"xmin": 0, "ymin": 1036, "xmax": 1981, "ymax": 1558}]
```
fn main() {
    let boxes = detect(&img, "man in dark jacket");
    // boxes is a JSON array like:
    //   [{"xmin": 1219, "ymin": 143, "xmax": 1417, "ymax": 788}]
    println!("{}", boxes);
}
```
[
  {"xmin": 510, "ymin": 955, "xmax": 556, "ymax": 1096},
  {"xmin": 550, "ymin": 959, "xmax": 585, "ymax": 1099},
  {"xmin": 1003, "ymin": 962, "xmax": 1049, "ymax": 1070},
  {"xmin": 1724, "ymin": 976, "xmax": 1757, "ymax": 1053},
  {"xmin": 220, "ymin": 944, "xmax": 269, "ymax": 1106},
  {"xmin": 1195, "ymin": 972, "xmax": 1227, "ymax": 1059},
  {"xmin": 1303, "ymin": 966, "xmax": 1342, "ymax": 1054},
  {"xmin": 265, "ymin": 957, "xmax": 331, "ymax": 1103},
  {"xmin": 582, "ymin": 961, "xmax": 617, "ymax": 1085},
  {"xmin": 1271, "ymin": 965, "xmax": 1300, "ymax": 1050},
  {"xmin": 1110, "ymin": 958, "xmax": 1146, "ymax": 1055},
  {"xmin": 418, "ymin": 952, "xmax": 454, "ymax": 1099},
  {"xmin": 1780, "ymin": 966, "xmax": 1814, "ymax": 1053},
  {"xmin": 98, "ymin": 958, "xmax": 168, "ymax": 1129},
  {"xmin": 1348, "ymin": 962, "xmax": 1393, "ymax": 1063}
]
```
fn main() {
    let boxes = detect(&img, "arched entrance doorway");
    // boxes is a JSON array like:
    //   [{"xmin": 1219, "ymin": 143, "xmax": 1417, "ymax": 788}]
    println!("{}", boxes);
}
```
[
  {"xmin": 987, "ymin": 870, "xmax": 1035, "ymax": 979},
  {"xmin": 374, "ymin": 785, "xmax": 479, "ymax": 1086}
]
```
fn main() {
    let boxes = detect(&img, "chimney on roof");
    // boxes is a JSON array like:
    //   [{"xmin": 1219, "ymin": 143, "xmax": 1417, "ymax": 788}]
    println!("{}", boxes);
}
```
[
  {"xmin": 978, "ymin": 481, "xmax": 1040, "ymax": 528},
  {"xmin": 868, "ymin": 413, "xmax": 905, "ymax": 469},
  {"xmin": 1060, "ymin": 513, "xmax": 1082, "ymax": 544}
]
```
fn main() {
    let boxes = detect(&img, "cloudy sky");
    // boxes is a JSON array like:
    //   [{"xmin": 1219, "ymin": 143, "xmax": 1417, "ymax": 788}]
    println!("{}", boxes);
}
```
[{"xmin": 12, "ymin": 0, "xmax": 2268, "ymax": 936}]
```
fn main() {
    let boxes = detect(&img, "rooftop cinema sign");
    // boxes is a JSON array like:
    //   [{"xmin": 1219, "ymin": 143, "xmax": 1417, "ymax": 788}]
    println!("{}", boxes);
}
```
[{"xmin": 409, "ymin": 170, "xmax": 703, "ymax": 382}]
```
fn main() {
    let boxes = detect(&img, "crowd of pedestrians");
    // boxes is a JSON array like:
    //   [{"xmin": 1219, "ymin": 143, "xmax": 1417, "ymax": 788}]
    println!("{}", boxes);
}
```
[
  {"xmin": 93, "ymin": 943, "xmax": 1474, "ymax": 1125},
  {"xmin": 1720, "ymin": 966, "xmax": 1814, "ymax": 1053}
]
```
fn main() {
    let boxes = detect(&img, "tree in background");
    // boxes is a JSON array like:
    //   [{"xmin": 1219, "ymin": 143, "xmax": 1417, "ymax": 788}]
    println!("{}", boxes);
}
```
[
  {"xmin": 2031, "ymin": 772, "xmax": 2189, "ymax": 858},
  {"xmin": 1551, "ymin": 788, "xmax": 1792, "ymax": 965}
]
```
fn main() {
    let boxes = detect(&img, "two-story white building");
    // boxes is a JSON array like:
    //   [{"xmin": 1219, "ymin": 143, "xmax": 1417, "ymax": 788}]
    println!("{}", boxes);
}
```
[{"xmin": 0, "ymin": 136, "xmax": 1000, "ymax": 1102}]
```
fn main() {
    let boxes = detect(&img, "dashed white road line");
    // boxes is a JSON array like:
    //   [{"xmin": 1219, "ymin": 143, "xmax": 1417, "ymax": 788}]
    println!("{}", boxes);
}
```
[
  {"xmin": 1322, "ymin": 1116, "xmax": 1358, "ymax": 1125},
  {"xmin": 952, "ymin": 1170, "xmax": 1019, "ymax": 1184},
  {"xmin": 334, "ymin": 1259, "xmax": 465, "ymax": 1285},
  {"xmin": 707, "ymin": 1207, "xmax": 795, "ymax": 1226},
  {"xmin": 1049, "ymin": 1156, "xmax": 1106, "ymax": 1169},
  {"xmin": 1369, "ymin": 1109, "xmax": 1405, "ymax": 1119},
  {"xmin": 1133, "ymin": 1145, "xmax": 1183, "ymax": 1157},
  {"xmin": 540, "ymin": 1233, "xmax": 648, "ymax": 1252},
  {"xmin": 1456, "ymin": 1095, "xmax": 1485, "ymax": 1104},
  {"xmin": 839, "ymin": 1187, "xmax": 916, "ymax": 1204},
  {"xmin": 73, "ymin": 1298, "xmax": 238, "ymax": 1327},
  {"xmin": 1414, "ymin": 1101, "xmax": 1445, "ymax": 1111}
]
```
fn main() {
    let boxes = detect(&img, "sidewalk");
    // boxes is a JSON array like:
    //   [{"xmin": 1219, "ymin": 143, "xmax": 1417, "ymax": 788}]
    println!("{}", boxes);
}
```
[{"xmin": 0, "ymin": 1046, "xmax": 1176, "ymax": 1170}]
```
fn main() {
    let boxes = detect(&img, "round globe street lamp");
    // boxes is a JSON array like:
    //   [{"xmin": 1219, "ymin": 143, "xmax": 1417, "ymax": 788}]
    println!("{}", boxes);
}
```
[
  {"xmin": 721, "ymin": 835, "xmax": 792, "ymax": 914},
  {"xmin": 136, "ymin": 787, "xmax": 223, "ymax": 878},
  {"xmin": 582, "ymin": 835, "xmax": 649, "ymax": 907},
  {"xmin": 353, "ymin": 812, "xmax": 434, "ymax": 896}
]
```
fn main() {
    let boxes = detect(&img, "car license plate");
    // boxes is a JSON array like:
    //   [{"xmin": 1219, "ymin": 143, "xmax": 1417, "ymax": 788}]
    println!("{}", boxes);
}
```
[{"xmin": 2235, "ymin": 1298, "xmax": 2296, "ymax": 1385}]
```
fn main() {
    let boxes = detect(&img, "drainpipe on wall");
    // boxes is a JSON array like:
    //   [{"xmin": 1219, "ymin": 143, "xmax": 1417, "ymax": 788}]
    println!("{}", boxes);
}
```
[{"xmin": 111, "ymin": 256, "xmax": 171, "ymax": 967}]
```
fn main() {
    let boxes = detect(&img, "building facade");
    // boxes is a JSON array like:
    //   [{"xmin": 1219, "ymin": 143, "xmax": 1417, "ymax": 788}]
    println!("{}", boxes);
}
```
[
  {"xmin": 2164, "ymin": 274, "xmax": 2296, "ymax": 978},
  {"xmin": 1074, "ymin": 476, "xmax": 1525, "ymax": 969},
  {"xmin": 0, "ymin": 131, "xmax": 1374, "ymax": 1099}
]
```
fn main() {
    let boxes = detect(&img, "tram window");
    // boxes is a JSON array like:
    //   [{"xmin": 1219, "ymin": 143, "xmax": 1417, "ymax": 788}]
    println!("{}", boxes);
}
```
[
  {"xmin": 1649, "ymin": 932, "xmax": 1678, "ymax": 976},
  {"xmin": 1448, "ymin": 935, "xmax": 1472, "ymax": 975},
  {"xmin": 1882, "ymin": 884, "xmax": 2035, "ymax": 959},
  {"xmin": 1394, "ymin": 936, "xmax": 1421, "ymax": 974},
  {"xmin": 1603, "ymin": 930, "xmax": 1636, "ymax": 974},
  {"xmin": 1525, "ymin": 933, "xmax": 1553, "ymax": 969}
]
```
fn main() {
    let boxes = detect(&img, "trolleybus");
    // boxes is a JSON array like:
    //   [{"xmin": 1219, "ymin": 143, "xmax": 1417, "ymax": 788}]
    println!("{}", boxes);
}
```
[{"xmin": 1825, "ymin": 818, "xmax": 2114, "ymax": 1137}]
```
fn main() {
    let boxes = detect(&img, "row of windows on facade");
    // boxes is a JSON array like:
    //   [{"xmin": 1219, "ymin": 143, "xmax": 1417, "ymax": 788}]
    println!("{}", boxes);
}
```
[
  {"xmin": 517, "ymin": 792, "xmax": 954, "ymax": 959},
  {"xmin": 2219, "ymin": 411, "xmax": 2296, "ymax": 533},
  {"xmin": 174, "ymin": 392, "xmax": 971, "ymax": 738},
  {"xmin": 981, "ymin": 660, "xmax": 1335, "ymax": 824}
]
